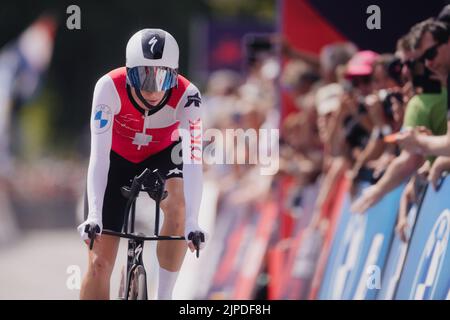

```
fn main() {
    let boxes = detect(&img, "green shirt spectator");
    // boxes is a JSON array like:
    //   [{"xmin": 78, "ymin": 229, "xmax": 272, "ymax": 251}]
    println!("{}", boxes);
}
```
[
  {"xmin": 403, "ymin": 90, "xmax": 448, "ymax": 135},
  {"xmin": 403, "ymin": 89, "xmax": 447, "ymax": 162}
]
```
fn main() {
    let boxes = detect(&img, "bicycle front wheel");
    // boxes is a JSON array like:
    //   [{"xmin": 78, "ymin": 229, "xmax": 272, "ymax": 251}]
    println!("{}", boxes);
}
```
[{"xmin": 129, "ymin": 265, "xmax": 148, "ymax": 300}]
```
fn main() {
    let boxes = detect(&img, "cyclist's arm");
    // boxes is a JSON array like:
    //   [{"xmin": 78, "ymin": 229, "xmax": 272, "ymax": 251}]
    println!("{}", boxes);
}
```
[
  {"xmin": 85, "ymin": 75, "xmax": 121, "ymax": 230},
  {"xmin": 176, "ymin": 84, "xmax": 203, "ymax": 233}
]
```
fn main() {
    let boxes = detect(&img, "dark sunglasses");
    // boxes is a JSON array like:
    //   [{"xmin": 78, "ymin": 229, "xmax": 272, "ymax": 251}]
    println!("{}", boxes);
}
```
[
  {"xmin": 402, "ymin": 58, "xmax": 428, "ymax": 77},
  {"xmin": 420, "ymin": 42, "xmax": 443, "ymax": 62}
]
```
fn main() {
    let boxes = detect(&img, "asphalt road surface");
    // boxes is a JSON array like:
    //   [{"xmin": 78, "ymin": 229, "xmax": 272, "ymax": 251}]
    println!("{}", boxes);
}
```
[{"xmin": 0, "ymin": 181, "xmax": 218, "ymax": 300}]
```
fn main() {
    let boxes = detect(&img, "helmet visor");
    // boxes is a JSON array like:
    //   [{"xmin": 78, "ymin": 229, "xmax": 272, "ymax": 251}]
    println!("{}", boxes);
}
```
[{"xmin": 127, "ymin": 66, "xmax": 178, "ymax": 92}]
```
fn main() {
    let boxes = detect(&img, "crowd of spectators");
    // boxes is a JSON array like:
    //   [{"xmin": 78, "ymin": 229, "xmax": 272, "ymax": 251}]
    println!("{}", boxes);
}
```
[{"xmin": 201, "ymin": 5, "xmax": 450, "ymax": 297}]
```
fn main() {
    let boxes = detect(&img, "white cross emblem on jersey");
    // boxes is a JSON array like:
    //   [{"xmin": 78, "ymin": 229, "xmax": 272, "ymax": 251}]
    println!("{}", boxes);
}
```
[{"xmin": 133, "ymin": 132, "xmax": 153, "ymax": 150}]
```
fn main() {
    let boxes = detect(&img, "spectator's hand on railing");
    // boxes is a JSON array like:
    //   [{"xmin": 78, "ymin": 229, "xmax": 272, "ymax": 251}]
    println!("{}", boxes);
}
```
[
  {"xmin": 396, "ymin": 177, "xmax": 416, "ymax": 243},
  {"xmin": 396, "ymin": 215, "xmax": 410, "ymax": 243},
  {"xmin": 350, "ymin": 184, "xmax": 383, "ymax": 214},
  {"xmin": 417, "ymin": 160, "xmax": 431, "ymax": 180},
  {"xmin": 428, "ymin": 156, "xmax": 450, "ymax": 190},
  {"xmin": 346, "ymin": 167, "xmax": 361, "ymax": 198}
]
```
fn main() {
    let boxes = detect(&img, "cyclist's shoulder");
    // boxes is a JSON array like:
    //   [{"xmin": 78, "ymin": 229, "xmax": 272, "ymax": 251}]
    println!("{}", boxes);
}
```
[
  {"xmin": 92, "ymin": 69, "xmax": 123, "ymax": 112},
  {"xmin": 94, "ymin": 67, "xmax": 126, "ymax": 94},
  {"xmin": 107, "ymin": 66, "xmax": 127, "ymax": 81},
  {"xmin": 180, "ymin": 76, "xmax": 200, "ymax": 94},
  {"xmin": 174, "ymin": 74, "xmax": 200, "ymax": 94},
  {"xmin": 167, "ymin": 74, "xmax": 196, "ymax": 108},
  {"xmin": 173, "ymin": 74, "xmax": 190, "ymax": 93},
  {"xmin": 94, "ymin": 67, "xmax": 125, "ymax": 89},
  {"xmin": 175, "ymin": 77, "xmax": 202, "ymax": 114}
]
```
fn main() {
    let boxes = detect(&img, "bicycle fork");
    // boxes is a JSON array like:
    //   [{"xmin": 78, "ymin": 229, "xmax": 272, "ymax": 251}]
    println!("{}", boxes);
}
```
[{"xmin": 122, "ymin": 238, "xmax": 146, "ymax": 300}]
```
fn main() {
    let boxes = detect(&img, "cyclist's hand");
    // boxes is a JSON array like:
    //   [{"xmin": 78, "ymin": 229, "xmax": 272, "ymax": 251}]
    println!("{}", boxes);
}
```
[
  {"xmin": 185, "ymin": 225, "xmax": 208, "ymax": 253},
  {"xmin": 77, "ymin": 219, "xmax": 102, "ymax": 241}
]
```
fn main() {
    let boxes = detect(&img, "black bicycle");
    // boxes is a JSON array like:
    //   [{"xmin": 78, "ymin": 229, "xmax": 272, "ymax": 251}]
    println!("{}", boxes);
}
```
[{"xmin": 84, "ymin": 168, "xmax": 204, "ymax": 300}]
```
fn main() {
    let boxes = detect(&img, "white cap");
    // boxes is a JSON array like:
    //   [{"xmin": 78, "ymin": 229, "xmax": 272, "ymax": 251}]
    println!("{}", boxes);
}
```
[
  {"xmin": 126, "ymin": 28, "xmax": 179, "ymax": 69},
  {"xmin": 315, "ymin": 83, "xmax": 343, "ymax": 115}
]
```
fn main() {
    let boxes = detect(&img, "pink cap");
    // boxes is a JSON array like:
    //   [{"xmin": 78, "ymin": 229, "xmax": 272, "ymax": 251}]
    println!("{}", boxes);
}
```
[{"xmin": 345, "ymin": 50, "xmax": 379, "ymax": 77}]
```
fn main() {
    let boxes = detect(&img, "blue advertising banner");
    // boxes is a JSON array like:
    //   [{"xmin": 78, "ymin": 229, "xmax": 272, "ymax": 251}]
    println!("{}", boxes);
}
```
[
  {"xmin": 319, "ymin": 183, "xmax": 404, "ymax": 299},
  {"xmin": 318, "ymin": 182, "xmax": 370, "ymax": 299},
  {"xmin": 318, "ymin": 191, "xmax": 353, "ymax": 300},
  {"xmin": 396, "ymin": 176, "xmax": 450, "ymax": 300},
  {"xmin": 377, "ymin": 205, "xmax": 418, "ymax": 300}
]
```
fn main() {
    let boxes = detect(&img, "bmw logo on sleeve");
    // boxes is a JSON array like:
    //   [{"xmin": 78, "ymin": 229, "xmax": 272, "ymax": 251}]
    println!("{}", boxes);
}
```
[
  {"xmin": 93, "ymin": 104, "xmax": 112, "ymax": 134},
  {"xmin": 141, "ymin": 30, "xmax": 165, "ymax": 60}
]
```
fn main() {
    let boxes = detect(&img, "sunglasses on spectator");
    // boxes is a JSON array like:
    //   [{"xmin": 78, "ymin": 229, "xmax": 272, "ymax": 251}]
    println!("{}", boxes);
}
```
[{"xmin": 420, "ymin": 42, "xmax": 444, "ymax": 62}]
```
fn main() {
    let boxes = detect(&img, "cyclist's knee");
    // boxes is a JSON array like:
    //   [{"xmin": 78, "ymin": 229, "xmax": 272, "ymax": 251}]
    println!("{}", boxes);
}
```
[
  {"xmin": 88, "ymin": 254, "xmax": 114, "ymax": 277},
  {"xmin": 161, "ymin": 178, "xmax": 186, "ymax": 230},
  {"xmin": 162, "ymin": 202, "xmax": 185, "ymax": 229},
  {"xmin": 162, "ymin": 193, "xmax": 185, "ymax": 217}
]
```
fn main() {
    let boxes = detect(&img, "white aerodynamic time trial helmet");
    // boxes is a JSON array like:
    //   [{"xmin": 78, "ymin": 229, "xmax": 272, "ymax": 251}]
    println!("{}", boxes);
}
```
[{"xmin": 126, "ymin": 28, "xmax": 179, "ymax": 92}]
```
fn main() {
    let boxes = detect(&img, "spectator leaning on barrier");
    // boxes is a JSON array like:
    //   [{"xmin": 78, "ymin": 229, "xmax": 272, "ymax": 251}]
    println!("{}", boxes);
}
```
[
  {"xmin": 319, "ymin": 42, "xmax": 358, "ymax": 85},
  {"xmin": 395, "ymin": 33, "xmax": 417, "ymax": 102},
  {"xmin": 348, "ymin": 54, "xmax": 406, "ymax": 195},
  {"xmin": 338, "ymin": 51, "xmax": 379, "ymax": 162},
  {"xmin": 351, "ymin": 20, "xmax": 448, "ymax": 214},
  {"xmin": 395, "ymin": 17, "xmax": 450, "ymax": 241},
  {"xmin": 279, "ymin": 112, "xmax": 322, "ymax": 187},
  {"xmin": 395, "ymin": 17, "xmax": 450, "ymax": 189},
  {"xmin": 335, "ymin": 51, "xmax": 378, "ymax": 194},
  {"xmin": 390, "ymin": 38, "xmax": 427, "ymax": 241},
  {"xmin": 280, "ymin": 58, "xmax": 321, "ymax": 112},
  {"xmin": 372, "ymin": 54, "xmax": 403, "ymax": 91},
  {"xmin": 397, "ymin": 19, "xmax": 450, "ymax": 158},
  {"xmin": 307, "ymin": 82, "xmax": 351, "ymax": 232},
  {"xmin": 202, "ymin": 69, "xmax": 242, "ymax": 130}
]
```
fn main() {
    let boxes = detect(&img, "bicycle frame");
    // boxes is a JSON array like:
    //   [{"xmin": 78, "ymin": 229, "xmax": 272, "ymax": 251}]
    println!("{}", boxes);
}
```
[
  {"xmin": 86, "ymin": 168, "xmax": 203, "ymax": 299},
  {"xmin": 101, "ymin": 168, "xmax": 184, "ymax": 300},
  {"xmin": 124, "ymin": 236, "xmax": 146, "ymax": 299},
  {"xmin": 102, "ymin": 199, "xmax": 184, "ymax": 300}
]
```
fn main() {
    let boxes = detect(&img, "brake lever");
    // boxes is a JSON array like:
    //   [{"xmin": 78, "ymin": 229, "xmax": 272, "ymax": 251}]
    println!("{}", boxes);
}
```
[
  {"xmin": 131, "ymin": 168, "xmax": 151, "ymax": 195},
  {"xmin": 188, "ymin": 231, "xmax": 205, "ymax": 258},
  {"xmin": 153, "ymin": 169, "xmax": 165, "ymax": 185},
  {"xmin": 137, "ymin": 168, "xmax": 151, "ymax": 183},
  {"xmin": 149, "ymin": 169, "xmax": 167, "ymax": 201},
  {"xmin": 85, "ymin": 224, "xmax": 100, "ymax": 250}
]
